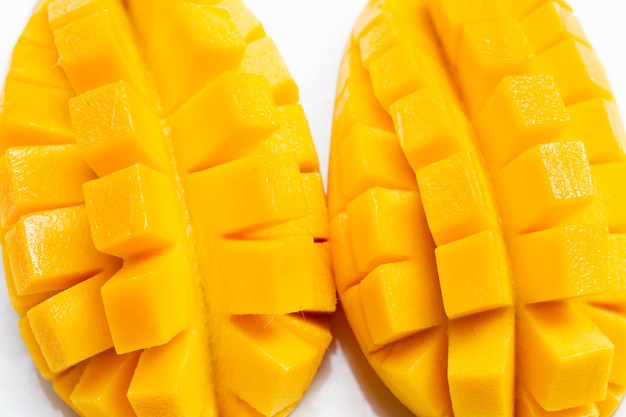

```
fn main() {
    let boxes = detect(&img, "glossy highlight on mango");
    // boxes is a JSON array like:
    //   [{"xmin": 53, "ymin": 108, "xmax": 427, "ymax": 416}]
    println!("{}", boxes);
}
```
[
  {"xmin": 0, "ymin": 0, "xmax": 336, "ymax": 416},
  {"xmin": 328, "ymin": 0, "xmax": 626, "ymax": 416}
]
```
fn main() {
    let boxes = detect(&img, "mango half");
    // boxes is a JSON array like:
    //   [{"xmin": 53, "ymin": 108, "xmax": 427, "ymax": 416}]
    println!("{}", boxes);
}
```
[
  {"xmin": 328, "ymin": 0, "xmax": 626, "ymax": 416},
  {"xmin": 0, "ymin": 1, "xmax": 335, "ymax": 416}
]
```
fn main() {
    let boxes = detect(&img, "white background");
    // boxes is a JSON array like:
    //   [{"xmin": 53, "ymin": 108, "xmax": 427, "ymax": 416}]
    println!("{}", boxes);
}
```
[{"xmin": 1, "ymin": 1, "xmax": 626, "ymax": 416}]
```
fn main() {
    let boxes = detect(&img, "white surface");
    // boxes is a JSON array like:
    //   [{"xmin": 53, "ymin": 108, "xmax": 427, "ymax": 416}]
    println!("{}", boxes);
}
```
[{"xmin": 1, "ymin": 1, "xmax": 626, "ymax": 416}]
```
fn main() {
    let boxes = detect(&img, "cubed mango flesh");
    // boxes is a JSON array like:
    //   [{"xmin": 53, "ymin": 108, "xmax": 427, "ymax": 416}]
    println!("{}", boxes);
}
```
[
  {"xmin": 0, "ymin": 1, "xmax": 335, "ymax": 416},
  {"xmin": 329, "ymin": 0, "xmax": 626, "ymax": 416}
]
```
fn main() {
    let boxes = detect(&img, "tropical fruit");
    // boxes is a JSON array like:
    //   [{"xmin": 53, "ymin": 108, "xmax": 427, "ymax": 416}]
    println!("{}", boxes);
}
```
[
  {"xmin": 0, "ymin": 1, "xmax": 335, "ymax": 416},
  {"xmin": 328, "ymin": 0, "xmax": 626, "ymax": 416}
]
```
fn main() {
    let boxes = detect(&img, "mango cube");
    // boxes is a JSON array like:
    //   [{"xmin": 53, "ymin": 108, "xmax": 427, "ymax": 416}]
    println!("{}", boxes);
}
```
[
  {"xmin": 184, "ymin": 154, "xmax": 308, "ymax": 236},
  {"xmin": 436, "ymin": 229, "xmax": 513, "ymax": 319},
  {"xmin": 390, "ymin": 86, "xmax": 473, "ymax": 171},
  {"xmin": 417, "ymin": 151, "xmax": 498, "ymax": 246},
  {"xmin": 0, "ymin": 145, "xmax": 95, "ymax": 228},
  {"xmin": 360, "ymin": 260, "xmax": 445, "ymax": 346},
  {"xmin": 457, "ymin": 19, "xmax": 535, "ymax": 115},
  {"xmin": 101, "ymin": 249, "xmax": 191, "ymax": 354},
  {"xmin": 369, "ymin": 40, "xmax": 429, "ymax": 110},
  {"xmin": 245, "ymin": 172, "xmax": 328, "ymax": 241},
  {"xmin": 518, "ymin": 303, "xmax": 614, "ymax": 411},
  {"xmin": 338, "ymin": 123, "xmax": 417, "ymax": 199},
  {"xmin": 53, "ymin": 9, "xmax": 150, "ymax": 97},
  {"xmin": 221, "ymin": 315, "xmax": 319, "ymax": 416},
  {"xmin": 69, "ymin": 81, "xmax": 169, "ymax": 176},
  {"xmin": 214, "ymin": 236, "xmax": 318, "ymax": 315},
  {"xmin": 128, "ymin": 330, "xmax": 213, "ymax": 417},
  {"xmin": 521, "ymin": 1, "xmax": 589, "ymax": 53},
  {"xmin": 0, "ymin": 78, "xmax": 74, "ymax": 149},
  {"xmin": 561, "ymin": 98, "xmax": 626, "ymax": 164},
  {"xmin": 27, "ymin": 271, "xmax": 115, "ymax": 373},
  {"xmin": 448, "ymin": 308, "xmax": 515, "ymax": 417},
  {"xmin": 512, "ymin": 223, "xmax": 617, "ymax": 304},
  {"xmin": 83, "ymin": 163, "xmax": 181, "ymax": 258},
  {"xmin": 536, "ymin": 38, "xmax": 612, "ymax": 104},
  {"xmin": 380, "ymin": 327, "xmax": 452, "ymax": 417},
  {"xmin": 475, "ymin": 74, "xmax": 570, "ymax": 167},
  {"xmin": 499, "ymin": 141, "xmax": 596, "ymax": 233},
  {"xmin": 169, "ymin": 71, "xmax": 278, "ymax": 172},
  {"xmin": 346, "ymin": 187, "xmax": 433, "ymax": 274},
  {"xmin": 151, "ymin": 3, "xmax": 246, "ymax": 112},
  {"xmin": 5, "ymin": 205, "xmax": 114, "ymax": 295},
  {"xmin": 71, "ymin": 350, "xmax": 140, "ymax": 417}
]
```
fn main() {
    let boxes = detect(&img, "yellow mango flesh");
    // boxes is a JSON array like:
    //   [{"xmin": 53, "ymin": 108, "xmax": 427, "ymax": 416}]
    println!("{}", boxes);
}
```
[
  {"xmin": 0, "ymin": 1, "xmax": 335, "ymax": 416},
  {"xmin": 329, "ymin": 0, "xmax": 626, "ymax": 416}
]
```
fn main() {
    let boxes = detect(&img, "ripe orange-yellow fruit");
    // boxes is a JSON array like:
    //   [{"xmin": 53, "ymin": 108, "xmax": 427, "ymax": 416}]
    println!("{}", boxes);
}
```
[
  {"xmin": 328, "ymin": 0, "xmax": 626, "ymax": 416},
  {"xmin": 0, "ymin": 1, "xmax": 335, "ymax": 416}
]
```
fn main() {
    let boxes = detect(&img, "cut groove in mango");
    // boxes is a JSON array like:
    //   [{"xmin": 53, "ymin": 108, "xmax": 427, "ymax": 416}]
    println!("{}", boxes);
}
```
[
  {"xmin": 329, "ymin": 0, "xmax": 626, "ymax": 416},
  {"xmin": 0, "ymin": 1, "xmax": 335, "ymax": 416}
]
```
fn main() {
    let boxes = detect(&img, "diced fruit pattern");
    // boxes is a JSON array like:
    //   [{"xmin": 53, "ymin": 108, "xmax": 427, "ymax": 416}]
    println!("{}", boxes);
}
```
[
  {"xmin": 0, "ymin": 1, "xmax": 335, "ymax": 416},
  {"xmin": 329, "ymin": 0, "xmax": 626, "ymax": 416}
]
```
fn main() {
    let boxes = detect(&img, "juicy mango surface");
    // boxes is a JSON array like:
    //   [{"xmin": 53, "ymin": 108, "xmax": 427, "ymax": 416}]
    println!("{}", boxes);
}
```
[
  {"xmin": 328, "ymin": 0, "xmax": 626, "ymax": 416},
  {"xmin": 0, "ymin": 0, "xmax": 336, "ymax": 416}
]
